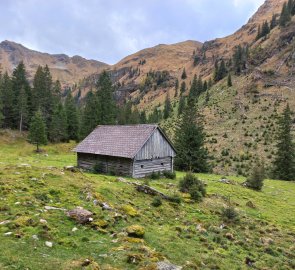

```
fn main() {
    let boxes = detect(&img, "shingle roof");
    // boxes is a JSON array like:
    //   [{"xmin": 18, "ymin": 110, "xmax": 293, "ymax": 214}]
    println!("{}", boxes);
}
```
[{"xmin": 73, "ymin": 124, "xmax": 159, "ymax": 159}]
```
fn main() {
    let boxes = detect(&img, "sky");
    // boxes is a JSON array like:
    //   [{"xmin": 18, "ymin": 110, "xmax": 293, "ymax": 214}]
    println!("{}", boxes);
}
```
[{"xmin": 0, "ymin": 0, "xmax": 265, "ymax": 64}]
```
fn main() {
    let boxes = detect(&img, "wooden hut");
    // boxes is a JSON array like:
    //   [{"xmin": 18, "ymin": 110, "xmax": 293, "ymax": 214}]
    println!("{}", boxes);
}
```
[{"xmin": 73, "ymin": 125, "xmax": 176, "ymax": 178}]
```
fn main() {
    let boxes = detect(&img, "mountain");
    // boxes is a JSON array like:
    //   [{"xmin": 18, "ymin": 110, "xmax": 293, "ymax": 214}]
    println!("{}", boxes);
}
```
[{"xmin": 0, "ymin": 40, "xmax": 108, "ymax": 87}]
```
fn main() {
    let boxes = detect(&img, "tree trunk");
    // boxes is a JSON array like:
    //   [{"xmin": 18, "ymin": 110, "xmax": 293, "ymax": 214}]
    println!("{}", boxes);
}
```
[{"xmin": 19, "ymin": 113, "xmax": 23, "ymax": 133}]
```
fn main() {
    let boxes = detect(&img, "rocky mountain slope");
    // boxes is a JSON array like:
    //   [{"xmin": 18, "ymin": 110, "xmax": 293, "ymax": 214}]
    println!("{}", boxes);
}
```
[{"xmin": 0, "ymin": 40, "xmax": 108, "ymax": 87}]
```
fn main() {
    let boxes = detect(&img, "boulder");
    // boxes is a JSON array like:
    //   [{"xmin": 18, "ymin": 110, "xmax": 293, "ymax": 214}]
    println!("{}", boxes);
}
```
[
  {"xmin": 67, "ymin": 207, "xmax": 93, "ymax": 224},
  {"xmin": 126, "ymin": 225, "xmax": 145, "ymax": 238},
  {"xmin": 157, "ymin": 261, "xmax": 182, "ymax": 270}
]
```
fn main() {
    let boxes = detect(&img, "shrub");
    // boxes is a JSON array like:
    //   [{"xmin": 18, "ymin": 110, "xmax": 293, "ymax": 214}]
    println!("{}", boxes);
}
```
[
  {"xmin": 93, "ymin": 162, "xmax": 104, "ymax": 174},
  {"xmin": 179, "ymin": 173, "xmax": 206, "ymax": 201},
  {"xmin": 222, "ymin": 206, "xmax": 239, "ymax": 222},
  {"xmin": 167, "ymin": 194, "xmax": 182, "ymax": 204},
  {"xmin": 245, "ymin": 162, "xmax": 265, "ymax": 191},
  {"xmin": 150, "ymin": 171, "xmax": 161, "ymax": 180},
  {"xmin": 163, "ymin": 170, "xmax": 176, "ymax": 179},
  {"xmin": 151, "ymin": 196, "xmax": 162, "ymax": 207}
]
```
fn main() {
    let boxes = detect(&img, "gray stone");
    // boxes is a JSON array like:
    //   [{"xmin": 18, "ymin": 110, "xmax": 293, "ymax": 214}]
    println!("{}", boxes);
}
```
[{"xmin": 157, "ymin": 261, "xmax": 182, "ymax": 270}]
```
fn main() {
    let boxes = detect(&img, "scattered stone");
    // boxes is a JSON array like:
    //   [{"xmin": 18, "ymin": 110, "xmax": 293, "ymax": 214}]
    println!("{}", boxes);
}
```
[
  {"xmin": 0, "ymin": 220, "xmax": 11, "ymax": 225},
  {"xmin": 246, "ymin": 201, "xmax": 257, "ymax": 209},
  {"xmin": 18, "ymin": 163, "xmax": 31, "ymax": 167},
  {"xmin": 117, "ymin": 177, "xmax": 127, "ymax": 183},
  {"xmin": 44, "ymin": 154, "xmax": 49, "ymax": 157},
  {"xmin": 15, "ymin": 202, "xmax": 21, "ymax": 205},
  {"xmin": 67, "ymin": 207, "xmax": 93, "ymax": 224},
  {"xmin": 15, "ymin": 172, "xmax": 21, "ymax": 175},
  {"xmin": 64, "ymin": 166, "xmax": 78, "ymax": 172},
  {"xmin": 45, "ymin": 206, "xmax": 67, "ymax": 211},
  {"xmin": 4, "ymin": 232, "xmax": 12, "ymax": 236},
  {"xmin": 225, "ymin": 233, "xmax": 234, "ymax": 240},
  {"xmin": 32, "ymin": 235, "xmax": 39, "ymax": 240},
  {"xmin": 219, "ymin": 178, "xmax": 235, "ymax": 185},
  {"xmin": 81, "ymin": 259, "xmax": 91, "ymax": 267},
  {"xmin": 72, "ymin": 227, "xmax": 78, "ymax": 232},
  {"xmin": 245, "ymin": 257, "xmax": 255, "ymax": 267},
  {"xmin": 40, "ymin": 219, "xmax": 47, "ymax": 224},
  {"xmin": 127, "ymin": 253, "xmax": 143, "ymax": 264},
  {"xmin": 126, "ymin": 225, "xmax": 145, "ymax": 238},
  {"xmin": 100, "ymin": 202, "xmax": 113, "ymax": 211},
  {"xmin": 260, "ymin": 237, "xmax": 274, "ymax": 245},
  {"xmin": 45, "ymin": 241, "xmax": 53, "ymax": 248},
  {"xmin": 157, "ymin": 261, "xmax": 182, "ymax": 270},
  {"xmin": 30, "ymin": 177, "xmax": 38, "ymax": 181}
]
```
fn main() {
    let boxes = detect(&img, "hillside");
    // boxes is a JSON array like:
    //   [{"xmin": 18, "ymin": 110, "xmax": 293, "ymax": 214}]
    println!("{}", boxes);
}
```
[
  {"xmin": 0, "ymin": 130, "xmax": 294, "ymax": 269},
  {"xmin": 0, "ymin": 40, "xmax": 108, "ymax": 87}
]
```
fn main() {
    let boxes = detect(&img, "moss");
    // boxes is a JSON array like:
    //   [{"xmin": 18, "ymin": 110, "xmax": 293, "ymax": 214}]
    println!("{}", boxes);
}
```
[
  {"xmin": 121, "ymin": 205, "xmax": 139, "ymax": 217},
  {"xmin": 126, "ymin": 225, "xmax": 145, "ymax": 238}
]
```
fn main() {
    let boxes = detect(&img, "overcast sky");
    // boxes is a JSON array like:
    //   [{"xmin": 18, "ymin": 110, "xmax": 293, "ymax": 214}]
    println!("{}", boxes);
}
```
[{"xmin": 0, "ymin": 0, "xmax": 265, "ymax": 64}]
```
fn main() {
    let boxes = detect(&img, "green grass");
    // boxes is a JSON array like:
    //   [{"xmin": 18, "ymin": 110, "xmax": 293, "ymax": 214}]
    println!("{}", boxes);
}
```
[{"xmin": 0, "ymin": 130, "xmax": 294, "ymax": 269}]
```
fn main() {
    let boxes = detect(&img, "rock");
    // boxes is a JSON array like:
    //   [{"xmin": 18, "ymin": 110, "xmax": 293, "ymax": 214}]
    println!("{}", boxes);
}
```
[
  {"xmin": 126, "ymin": 225, "xmax": 145, "ymax": 238},
  {"xmin": 67, "ymin": 207, "xmax": 93, "ymax": 224},
  {"xmin": 260, "ymin": 237, "xmax": 274, "ymax": 245},
  {"xmin": 246, "ymin": 200, "xmax": 257, "ymax": 209},
  {"xmin": 15, "ymin": 172, "xmax": 21, "ymax": 175},
  {"xmin": 127, "ymin": 253, "xmax": 143, "ymax": 264},
  {"xmin": 45, "ymin": 241, "xmax": 53, "ymax": 247},
  {"xmin": 45, "ymin": 206, "xmax": 67, "ymax": 211},
  {"xmin": 117, "ymin": 177, "xmax": 127, "ymax": 183},
  {"xmin": 64, "ymin": 166, "xmax": 78, "ymax": 172},
  {"xmin": 72, "ymin": 227, "xmax": 78, "ymax": 232},
  {"xmin": 44, "ymin": 154, "xmax": 49, "ymax": 157},
  {"xmin": 225, "ymin": 233, "xmax": 234, "ymax": 240},
  {"xmin": 245, "ymin": 257, "xmax": 255, "ymax": 267},
  {"xmin": 0, "ymin": 220, "xmax": 11, "ymax": 225},
  {"xmin": 32, "ymin": 235, "xmax": 39, "ymax": 240},
  {"xmin": 157, "ymin": 261, "xmax": 182, "ymax": 270},
  {"xmin": 15, "ymin": 202, "xmax": 21, "ymax": 205},
  {"xmin": 100, "ymin": 202, "xmax": 113, "ymax": 211},
  {"xmin": 40, "ymin": 219, "xmax": 47, "ymax": 224},
  {"xmin": 4, "ymin": 232, "xmax": 12, "ymax": 236},
  {"xmin": 18, "ymin": 163, "xmax": 31, "ymax": 167},
  {"xmin": 30, "ymin": 177, "xmax": 38, "ymax": 181}
]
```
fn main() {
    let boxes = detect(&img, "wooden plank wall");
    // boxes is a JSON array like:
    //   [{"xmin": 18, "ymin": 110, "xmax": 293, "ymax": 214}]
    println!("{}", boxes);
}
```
[
  {"xmin": 133, "ymin": 157, "xmax": 172, "ymax": 178},
  {"xmin": 135, "ymin": 129, "xmax": 176, "ymax": 160},
  {"xmin": 77, "ymin": 153, "xmax": 133, "ymax": 176}
]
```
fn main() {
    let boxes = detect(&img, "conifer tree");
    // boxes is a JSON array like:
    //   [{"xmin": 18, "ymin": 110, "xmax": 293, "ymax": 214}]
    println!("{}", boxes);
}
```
[
  {"xmin": 256, "ymin": 25, "xmax": 261, "ymax": 40},
  {"xmin": 174, "ymin": 79, "xmax": 179, "ymax": 97},
  {"xmin": 174, "ymin": 99, "xmax": 210, "ymax": 172},
  {"xmin": 140, "ymin": 111, "xmax": 147, "ymax": 124},
  {"xmin": 0, "ymin": 72, "xmax": 3, "ymax": 126},
  {"xmin": 181, "ymin": 68, "xmax": 187, "ymax": 80},
  {"xmin": 96, "ymin": 71, "xmax": 116, "ymax": 124},
  {"xmin": 280, "ymin": 2, "xmax": 291, "ymax": 27},
  {"xmin": 49, "ymin": 103, "xmax": 68, "ymax": 143},
  {"xmin": 189, "ymin": 75, "xmax": 198, "ymax": 100},
  {"xmin": 65, "ymin": 93, "xmax": 79, "ymax": 141},
  {"xmin": 270, "ymin": 14, "xmax": 277, "ymax": 29},
  {"xmin": 180, "ymin": 81, "xmax": 186, "ymax": 95},
  {"xmin": 272, "ymin": 104, "xmax": 295, "ymax": 180},
  {"xmin": 203, "ymin": 81, "xmax": 208, "ymax": 92},
  {"xmin": 28, "ymin": 110, "xmax": 47, "ymax": 152},
  {"xmin": 163, "ymin": 93, "xmax": 172, "ymax": 119},
  {"xmin": 227, "ymin": 73, "xmax": 233, "ymax": 87},
  {"xmin": 1, "ymin": 72, "xmax": 14, "ymax": 128},
  {"xmin": 261, "ymin": 21, "xmax": 270, "ymax": 38},
  {"xmin": 178, "ymin": 95, "xmax": 186, "ymax": 116}
]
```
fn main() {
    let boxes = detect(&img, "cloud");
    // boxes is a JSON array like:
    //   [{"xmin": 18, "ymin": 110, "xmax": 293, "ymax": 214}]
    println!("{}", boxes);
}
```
[{"xmin": 0, "ymin": 0, "xmax": 265, "ymax": 64}]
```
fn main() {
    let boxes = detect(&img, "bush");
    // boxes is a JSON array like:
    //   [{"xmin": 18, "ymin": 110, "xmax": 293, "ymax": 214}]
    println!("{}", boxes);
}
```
[
  {"xmin": 163, "ymin": 170, "xmax": 176, "ymax": 179},
  {"xmin": 245, "ymin": 162, "xmax": 265, "ymax": 191},
  {"xmin": 151, "ymin": 196, "xmax": 162, "ymax": 207},
  {"xmin": 167, "ymin": 194, "xmax": 182, "ymax": 204},
  {"xmin": 179, "ymin": 173, "xmax": 206, "ymax": 201},
  {"xmin": 93, "ymin": 162, "xmax": 104, "ymax": 174},
  {"xmin": 221, "ymin": 206, "xmax": 239, "ymax": 222},
  {"xmin": 150, "ymin": 171, "xmax": 161, "ymax": 180}
]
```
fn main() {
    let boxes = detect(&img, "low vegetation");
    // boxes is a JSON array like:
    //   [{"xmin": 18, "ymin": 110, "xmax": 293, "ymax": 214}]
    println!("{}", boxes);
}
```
[{"xmin": 0, "ymin": 131, "xmax": 294, "ymax": 269}]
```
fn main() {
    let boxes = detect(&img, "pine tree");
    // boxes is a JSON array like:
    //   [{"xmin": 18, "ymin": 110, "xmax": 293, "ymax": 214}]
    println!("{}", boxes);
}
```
[
  {"xmin": 270, "ymin": 14, "xmax": 277, "ymax": 29},
  {"xmin": 280, "ymin": 2, "xmax": 291, "ymax": 27},
  {"xmin": 272, "ymin": 104, "xmax": 295, "ymax": 180},
  {"xmin": 163, "ymin": 93, "xmax": 172, "ymax": 119},
  {"xmin": 246, "ymin": 161, "xmax": 265, "ymax": 191},
  {"xmin": 96, "ymin": 71, "xmax": 116, "ymax": 124},
  {"xmin": 174, "ymin": 79, "xmax": 179, "ymax": 97},
  {"xmin": 261, "ymin": 21, "xmax": 270, "ymax": 38},
  {"xmin": 256, "ymin": 25, "xmax": 261, "ymax": 40},
  {"xmin": 178, "ymin": 95, "xmax": 186, "ymax": 116},
  {"xmin": 28, "ymin": 110, "xmax": 47, "ymax": 152},
  {"xmin": 174, "ymin": 100, "xmax": 210, "ymax": 172},
  {"xmin": 181, "ymin": 68, "xmax": 187, "ymax": 80},
  {"xmin": 189, "ymin": 75, "xmax": 198, "ymax": 100},
  {"xmin": 203, "ymin": 81, "xmax": 208, "ymax": 92},
  {"xmin": 49, "ymin": 103, "xmax": 68, "ymax": 143},
  {"xmin": 227, "ymin": 73, "xmax": 233, "ymax": 87},
  {"xmin": 65, "ymin": 93, "xmax": 79, "ymax": 141},
  {"xmin": 140, "ymin": 111, "xmax": 147, "ymax": 124},
  {"xmin": 0, "ymin": 71, "xmax": 3, "ymax": 126}
]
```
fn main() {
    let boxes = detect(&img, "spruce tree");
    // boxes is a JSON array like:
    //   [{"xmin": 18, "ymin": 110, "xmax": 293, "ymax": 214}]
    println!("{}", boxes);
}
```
[
  {"xmin": 272, "ymin": 104, "xmax": 295, "ymax": 180},
  {"xmin": 65, "ymin": 93, "xmax": 79, "ymax": 141},
  {"xmin": 49, "ymin": 103, "xmax": 68, "ymax": 143},
  {"xmin": 28, "ymin": 110, "xmax": 47, "ymax": 152},
  {"xmin": 270, "ymin": 14, "xmax": 277, "ymax": 29},
  {"xmin": 180, "ymin": 81, "xmax": 186, "ymax": 95},
  {"xmin": 178, "ymin": 95, "xmax": 186, "ymax": 116},
  {"xmin": 227, "ymin": 73, "xmax": 233, "ymax": 87},
  {"xmin": 181, "ymin": 68, "xmax": 187, "ymax": 80},
  {"xmin": 140, "ymin": 111, "xmax": 147, "ymax": 124},
  {"xmin": 189, "ymin": 75, "xmax": 198, "ymax": 100},
  {"xmin": 280, "ymin": 2, "xmax": 291, "ymax": 27},
  {"xmin": 256, "ymin": 25, "xmax": 261, "ymax": 40},
  {"xmin": 163, "ymin": 93, "xmax": 172, "ymax": 119},
  {"xmin": 174, "ymin": 99, "xmax": 210, "ymax": 172},
  {"xmin": 174, "ymin": 79, "xmax": 179, "ymax": 97},
  {"xmin": 96, "ymin": 71, "xmax": 116, "ymax": 124},
  {"xmin": 0, "ymin": 72, "xmax": 3, "ymax": 126},
  {"xmin": 1, "ymin": 72, "xmax": 14, "ymax": 128}
]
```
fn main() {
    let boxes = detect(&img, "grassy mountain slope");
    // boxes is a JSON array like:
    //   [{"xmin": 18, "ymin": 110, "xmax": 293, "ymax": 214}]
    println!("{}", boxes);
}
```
[
  {"xmin": 0, "ymin": 40, "xmax": 108, "ymax": 87},
  {"xmin": 0, "ymin": 130, "xmax": 294, "ymax": 269}
]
